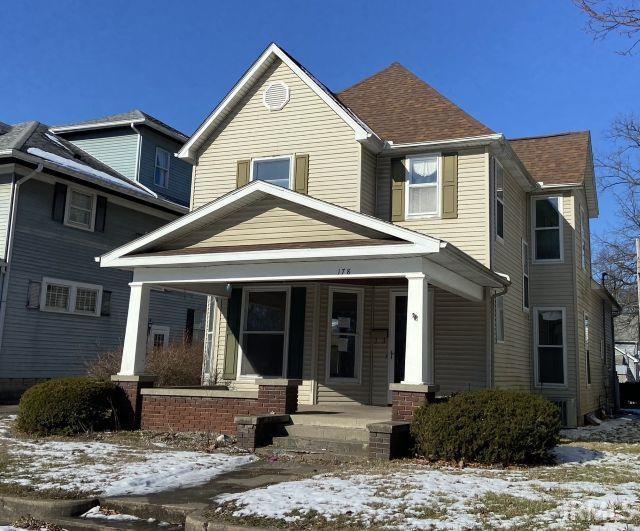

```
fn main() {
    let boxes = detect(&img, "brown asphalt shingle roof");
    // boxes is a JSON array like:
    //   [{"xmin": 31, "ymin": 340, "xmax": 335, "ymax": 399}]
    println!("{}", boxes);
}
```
[
  {"xmin": 337, "ymin": 63, "xmax": 494, "ymax": 144},
  {"xmin": 509, "ymin": 131, "xmax": 592, "ymax": 185}
]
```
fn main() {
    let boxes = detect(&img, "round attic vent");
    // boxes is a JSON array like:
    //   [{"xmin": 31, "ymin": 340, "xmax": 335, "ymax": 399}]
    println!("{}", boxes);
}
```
[{"xmin": 263, "ymin": 81, "xmax": 290, "ymax": 111}]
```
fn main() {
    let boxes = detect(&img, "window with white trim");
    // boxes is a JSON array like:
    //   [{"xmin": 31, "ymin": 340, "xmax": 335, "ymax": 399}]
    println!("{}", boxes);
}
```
[
  {"xmin": 494, "ymin": 159, "xmax": 505, "ymax": 241},
  {"xmin": 154, "ymin": 147, "xmax": 171, "ymax": 188},
  {"xmin": 533, "ymin": 196, "xmax": 562, "ymax": 261},
  {"xmin": 534, "ymin": 307, "xmax": 566, "ymax": 386},
  {"xmin": 585, "ymin": 314, "xmax": 591, "ymax": 385},
  {"xmin": 251, "ymin": 156, "xmax": 292, "ymax": 189},
  {"xmin": 327, "ymin": 287, "xmax": 363, "ymax": 381},
  {"xmin": 40, "ymin": 277, "xmax": 103, "ymax": 317},
  {"xmin": 148, "ymin": 325, "xmax": 170, "ymax": 350},
  {"xmin": 406, "ymin": 154, "xmax": 440, "ymax": 217},
  {"xmin": 495, "ymin": 295, "xmax": 505, "ymax": 343},
  {"xmin": 522, "ymin": 240, "xmax": 530, "ymax": 311},
  {"xmin": 239, "ymin": 287, "xmax": 290, "ymax": 378},
  {"xmin": 64, "ymin": 188, "xmax": 96, "ymax": 231},
  {"xmin": 580, "ymin": 206, "xmax": 588, "ymax": 271}
]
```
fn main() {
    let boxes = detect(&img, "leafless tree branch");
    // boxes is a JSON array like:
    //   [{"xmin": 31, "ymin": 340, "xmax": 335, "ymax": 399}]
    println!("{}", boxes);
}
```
[{"xmin": 573, "ymin": 0, "xmax": 640, "ymax": 54}]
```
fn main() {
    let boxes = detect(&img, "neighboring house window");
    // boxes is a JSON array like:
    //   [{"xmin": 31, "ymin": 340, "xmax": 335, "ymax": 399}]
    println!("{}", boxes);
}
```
[
  {"xmin": 154, "ymin": 147, "xmax": 171, "ymax": 188},
  {"xmin": 495, "ymin": 295, "xmax": 505, "ymax": 343},
  {"xmin": 64, "ymin": 188, "xmax": 96, "ymax": 231},
  {"xmin": 40, "ymin": 277, "xmax": 103, "ymax": 317},
  {"xmin": 327, "ymin": 287, "xmax": 363, "ymax": 381},
  {"xmin": 533, "ymin": 197, "xmax": 563, "ymax": 261},
  {"xmin": 494, "ymin": 159, "xmax": 505, "ymax": 241},
  {"xmin": 585, "ymin": 314, "xmax": 591, "ymax": 385},
  {"xmin": 239, "ymin": 287, "xmax": 290, "ymax": 378},
  {"xmin": 251, "ymin": 156, "xmax": 292, "ymax": 189},
  {"xmin": 148, "ymin": 325, "xmax": 170, "ymax": 350},
  {"xmin": 405, "ymin": 154, "xmax": 440, "ymax": 217},
  {"xmin": 580, "ymin": 206, "xmax": 588, "ymax": 271},
  {"xmin": 522, "ymin": 240, "xmax": 530, "ymax": 311},
  {"xmin": 534, "ymin": 307, "xmax": 566, "ymax": 386}
]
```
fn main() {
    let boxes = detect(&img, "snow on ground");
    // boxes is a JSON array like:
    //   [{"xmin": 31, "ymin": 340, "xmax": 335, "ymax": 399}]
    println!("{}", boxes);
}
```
[
  {"xmin": 0, "ymin": 416, "xmax": 255, "ymax": 497},
  {"xmin": 216, "ymin": 445, "xmax": 640, "ymax": 529},
  {"xmin": 561, "ymin": 410, "xmax": 640, "ymax": 443}
]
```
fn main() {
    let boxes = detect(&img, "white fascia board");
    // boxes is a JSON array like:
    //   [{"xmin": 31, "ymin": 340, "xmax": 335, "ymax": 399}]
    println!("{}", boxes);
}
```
[
  {"xmin": 422, "ymin": 258, "xmax": 484, "ymax": 302},
  {"xmin": 177, "ymin": 43, "xmax": 377, "ymax": 161},
  {"xmin": 98, "ymin": 180, "xmax": 442, "ymax": 264},
  {"xmin": 101, "ymin": 243, "xmax": 431, "ymax": 268},
  {"xmin": 384, "ymin": 134, "xmax": 503, "ymax": 153}
]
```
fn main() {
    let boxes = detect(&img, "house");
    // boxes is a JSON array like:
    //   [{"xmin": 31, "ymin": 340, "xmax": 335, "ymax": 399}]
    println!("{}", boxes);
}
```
[
  {"xmin": 615, "ymin": 341, "xmax": 639, "ymax": 383},
  {"xmin": 101, "ymin": 43, "xmax": 619, "ymax": 437},
  {"xmin": 0, "ymin": 116, "xmax": 206, "ymax": 401}
]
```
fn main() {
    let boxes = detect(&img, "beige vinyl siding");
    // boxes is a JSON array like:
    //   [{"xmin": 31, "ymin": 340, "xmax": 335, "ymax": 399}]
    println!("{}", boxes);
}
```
[
  {"xmin": 530, "ymin": 192, "xmax": 578, "ymax": 402},
  {"xmin": 360, "ymin": 147, "xmax": 377, "ymax": 217},
  {"xmin": 492, "ymin": 164, "xmax": 531, "ymax": 391},
  {"xmin": 376, "ymin": 149, "xmax": 490, "ymax": 266},
  {"xmin": 0, "ymin": 174, "xmax": 14, "ymax": 260},
  {"xmin": 155, "ymin": 196, "xmax": 393, "ymax": 252},
  {"xmin": 191, "ymin": 58, "xmax": 362, "ymax": 212}
]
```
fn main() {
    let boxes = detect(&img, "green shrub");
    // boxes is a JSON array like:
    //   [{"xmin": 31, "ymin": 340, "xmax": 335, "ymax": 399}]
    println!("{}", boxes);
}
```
[
  {"xmin": 17, "ymin": 377, "xmax": 121, "ymax": 435},
  {"xmin": 411, "ymin": 389, "xmax": 561, "ymax": 465}
]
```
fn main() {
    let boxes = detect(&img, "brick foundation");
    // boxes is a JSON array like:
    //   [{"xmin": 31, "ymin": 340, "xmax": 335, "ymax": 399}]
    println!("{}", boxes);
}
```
[
  {"xmin": 390, "ymin": 384, "xmax": 439, "ymax": 422},
  {"xmin": 235, "ymin": 414, "xmax": 290, "ymax": 451},
  {"xmin": 113, "ymin": 376, "xmax": 300, "ymax": 436},
  {"xmin": 368, "ymin": 421, "xmax": 412, "ymax": 460},
  {"xmin": 111, "ymin": 375, "xmax": 155, "ymax": 429}
]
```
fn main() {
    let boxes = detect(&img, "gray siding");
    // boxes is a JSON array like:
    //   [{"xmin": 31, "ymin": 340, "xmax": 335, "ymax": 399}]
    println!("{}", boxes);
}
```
[
  {"xmin": 0, "ymin": 174, "xmax": 13, "ymax": 260},
  {"xmin": 139, "ymin": 127, "xmax": 192, "ymax": 207},
  {"xmin": 0, "ymin": 178, "xmax": 205, "ymax": 378},
  {"xmin": 65, "ymin": 127, "xmax": 139, "ymax": 180}
]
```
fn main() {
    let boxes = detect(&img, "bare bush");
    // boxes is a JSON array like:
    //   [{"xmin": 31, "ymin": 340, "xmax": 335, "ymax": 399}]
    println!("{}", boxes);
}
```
[{"xmin": 87, "ymin": 341, "xmax": 206, "ymax": 387}]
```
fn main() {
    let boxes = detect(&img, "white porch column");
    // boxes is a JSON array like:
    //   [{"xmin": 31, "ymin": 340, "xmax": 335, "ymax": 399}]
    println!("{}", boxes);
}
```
[
  {"xmin": 119, "ymin": 282, "xmax": 151, "ymax": 376},
  {"xmin": 403, "ymin": 274, "xmax": 434, "ymax": 386}
]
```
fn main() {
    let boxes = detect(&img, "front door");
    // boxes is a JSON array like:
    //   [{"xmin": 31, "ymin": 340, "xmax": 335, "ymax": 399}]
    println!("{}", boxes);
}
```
[{"xmin": 388, "ymin": 292, "xmax": 407, "ymax": 403}]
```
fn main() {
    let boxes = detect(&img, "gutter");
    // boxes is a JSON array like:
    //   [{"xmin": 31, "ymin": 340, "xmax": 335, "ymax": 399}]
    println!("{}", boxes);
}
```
[
  {"xmin": 51, "ymin": 119, "xmax": 188, "ymax": 143},
  {"xmin": 383, "ymin": 133, "xmax": 504, "ymax": 153},
  {"xmin": 0, "ymin": 163, "xmax": 44, "ymax": 351}
]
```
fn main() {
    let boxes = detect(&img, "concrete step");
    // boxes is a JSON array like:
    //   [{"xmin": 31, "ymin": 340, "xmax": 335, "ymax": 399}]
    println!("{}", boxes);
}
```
[
  {"xmin": 271, "ymin": 435, "xmax": 368, "ymax": 457},
  {"xmin": 283, "ymin": 424, "xmax": 369, "ymax": 442}
]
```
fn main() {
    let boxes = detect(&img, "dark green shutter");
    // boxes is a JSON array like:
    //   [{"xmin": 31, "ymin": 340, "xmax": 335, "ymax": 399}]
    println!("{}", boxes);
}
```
[
  {"xmin": 222, "ymin": 288, "xmax": 243, "ymax": 379},
  {"xmin": 287, "ymin": 287, "xmax": 306, "ymax": 379},
  {"xmin": 95, "ymin": 195, "xmax": 107, "ymax": 232},
  {"xmin": 236, "ymin": 160, "xmax": 250, "ymax": 188},
  {"xmin": 294, "ymin": 154, "xmax": 309, "ymax": 194},
  {"xmin": 51, "ymin": 182, "xmax": 67, "ymax": 223},
  {"xmin": 441, "ymin": 153, "xmax": 458, "ymax": 219},
  {"xmin": 391, "ymin": 158, "xmax": 405, "ymax": 222}
]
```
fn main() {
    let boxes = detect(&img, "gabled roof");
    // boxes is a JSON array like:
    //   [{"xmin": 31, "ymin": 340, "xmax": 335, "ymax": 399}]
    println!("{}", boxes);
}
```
[
  {"xmin": 177, "ymin": 43, "xmax": 380, "ymax": 162},
  {"xmin": 337, "ymin": 63, "xmax": 495, "ymax": 144},
  {"xmin": 51, "ymin": 110, "xmax": 188, "ymax": 143},
  {"xmin": 0, "ymin": 121, "xmax": 185, "ymax": 213}
]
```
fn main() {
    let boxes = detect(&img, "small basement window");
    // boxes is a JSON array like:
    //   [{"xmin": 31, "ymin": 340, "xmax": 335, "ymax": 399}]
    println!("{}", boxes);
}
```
[
  {"xmin": 40, "ymin": 277, "xmax": 103, "ymax": 317},
  {"xmin": 64, "ymin": 188, "xmax": 96, "ymax": 231}
]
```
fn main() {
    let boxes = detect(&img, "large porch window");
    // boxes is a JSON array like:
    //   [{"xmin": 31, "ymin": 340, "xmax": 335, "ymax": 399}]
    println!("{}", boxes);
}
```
[
  {"xmin": 239, "ymin": 287, "xmax": 290, "ymax": 378},
  {"xmin": 327, "ymin": 287, "xmax": 363, "ymax": 382}
]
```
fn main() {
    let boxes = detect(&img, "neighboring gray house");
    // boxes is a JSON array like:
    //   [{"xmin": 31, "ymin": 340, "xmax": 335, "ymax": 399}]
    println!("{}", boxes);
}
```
[
  {"xmin": 616, "ymin": 341, "xmax": 640, "ymax": 383},
  {"xmin": 0, "ymin": 117, "xmax": 205, "ymax": 401}
]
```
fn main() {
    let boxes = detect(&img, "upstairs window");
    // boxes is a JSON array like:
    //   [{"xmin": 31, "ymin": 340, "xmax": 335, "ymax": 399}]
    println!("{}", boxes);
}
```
[
  {"xmin": 406, "ymin": 154, "xmax": 440, "ymax": 217},
  {"xmin": 64, "ymin": 188, "xmax": 96, "ymax": 231},
  {"xmin": 494, "ymin": 159, "xmax": 505, "ymax": 241},
  {"xmin": 251, "ymin": 156, "xmax": 292, "ymax": 189},
  {"xmin": 154, "ymin": 147, "xmax": 171, "ymax": 188},
  {"xmin": 533, "ymin": 197, "xmax": 563, "ymax": 262},
  {"xmin": 40, "ymin": 277, "xmax": 102, "ymax": 317},
  {"xmin": 580, "ymin": 206, "xmax": 588, "ymax": 271}
]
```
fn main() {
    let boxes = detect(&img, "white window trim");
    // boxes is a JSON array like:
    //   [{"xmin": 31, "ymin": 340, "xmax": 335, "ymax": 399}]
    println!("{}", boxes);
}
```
[
  {"xmin": 580, "ymin": 205, "xmax": 588, "ymax": 271},
  {"xmin": 533, "ymin": 306, "xmax": 568, "ymax": 388},
  {"xmin": 148, "ymin": 325, "xmax": 170, "ymax": 350},
  {"xmin": 532, "ymin": 196, "xmax": 564, "ymax": 264},
  {"xmin": 494, "ymin": 158, "xmax": 505, "ymax": 244},
  {"xmin": 404, "ymin": 153, "xmax": 442, "ymax": 219},
  {"xmin": 237, "ymin": 285, "xmax": 291, "ymax": 380},
  {"xmin": 522, "ymin": 239, "xmax": 530, "ymax": 312},
  {"xmin": 495, "ymin": 295, "xmax": 505, "ymax": 344},
  {"xmin": 584, "ymin": 312, "xmax": 591, "ymax": 387},
  {"xmin": 250, "ymin": 155, "xmax": 294, "ymax": 190},
  {"xmin": 154, "ymin": 147, "xmax": 171, "ymax": 188},
  {"xmin": 40, "ymin": 277, "xmax": 103, "ymax": 318},
  {"xmin": 64, "ymin": 187, "xmax": 97, "ymax": 232},
  {"xmin": 325, "ymin": 286, "xmax": 364, "ymax": 384}
]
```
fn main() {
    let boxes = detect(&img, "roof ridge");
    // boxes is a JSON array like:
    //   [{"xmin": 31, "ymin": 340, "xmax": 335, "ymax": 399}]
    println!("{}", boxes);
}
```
[
  {"xmin": 510, "ymin": 130, "xmax": 590, "ymax": 142},
  {"xmin": 338, "ymin": 62, "xmax": 402, "ymax": 94},
  {"xmin": 11, "ymin": 121, "xmax": 40, "ymax": 151}
]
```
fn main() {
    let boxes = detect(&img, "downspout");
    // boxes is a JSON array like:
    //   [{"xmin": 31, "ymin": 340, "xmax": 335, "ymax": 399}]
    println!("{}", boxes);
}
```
[
  {"xmin": 0, "ymin": 163, "xmax": 44, "ymax": 351},
  {"xmin": 131, "ymin": 123, "xmax": 142, "ymax": 182}
]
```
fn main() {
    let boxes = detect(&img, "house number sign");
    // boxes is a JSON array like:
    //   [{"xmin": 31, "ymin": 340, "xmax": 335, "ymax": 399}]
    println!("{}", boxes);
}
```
[{"xmin": 336, "ymin": 267, "xmax": 351, "ymax": 275}]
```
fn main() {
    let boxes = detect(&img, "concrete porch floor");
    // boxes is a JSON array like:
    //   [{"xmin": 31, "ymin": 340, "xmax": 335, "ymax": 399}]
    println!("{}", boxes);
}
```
[{"xmin": 292, "ymin": 403, "xmax": 392, "ymax": 428}]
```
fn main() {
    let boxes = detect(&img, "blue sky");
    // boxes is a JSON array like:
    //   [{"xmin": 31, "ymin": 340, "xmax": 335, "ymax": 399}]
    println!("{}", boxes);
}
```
[{"xmin": 2, "ymin": 0, "xmax": 636, "ymax": 238}]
